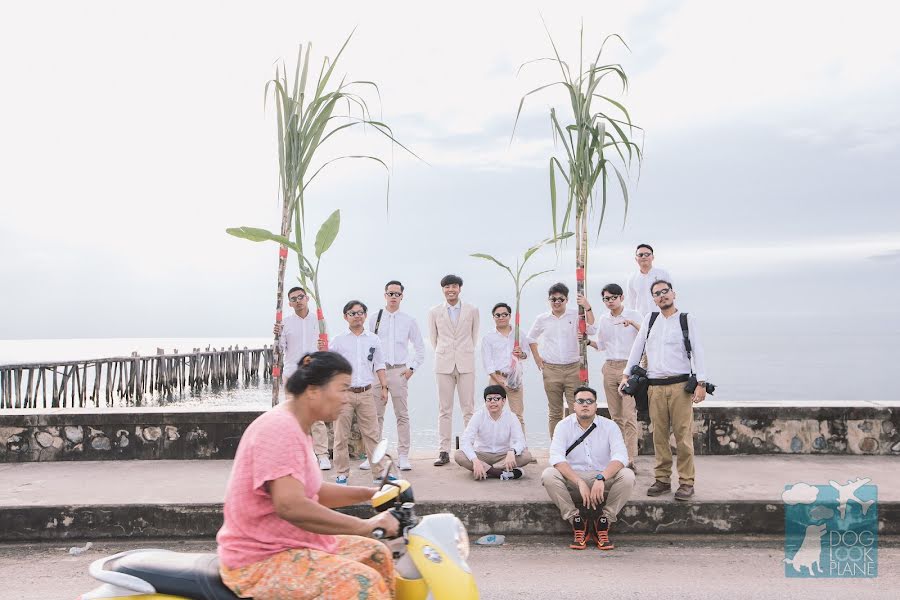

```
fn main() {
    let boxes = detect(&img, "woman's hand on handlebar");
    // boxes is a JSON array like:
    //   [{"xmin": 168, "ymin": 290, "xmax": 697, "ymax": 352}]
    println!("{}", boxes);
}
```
[{"xmin": 368, "ymin": 510, "xmax": 400, "ymax": 539}]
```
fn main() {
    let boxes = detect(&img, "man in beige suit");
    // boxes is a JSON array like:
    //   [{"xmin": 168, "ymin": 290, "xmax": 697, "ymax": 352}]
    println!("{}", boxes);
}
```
[{"xmin": 427, "ymin": 274, "xmax": 480, "ymax": 466}]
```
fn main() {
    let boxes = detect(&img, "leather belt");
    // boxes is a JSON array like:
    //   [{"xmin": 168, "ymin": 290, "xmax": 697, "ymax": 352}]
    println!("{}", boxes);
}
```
[
  {"xmin": 648, "ymin": 375, "xmax": 690, "ymax": 386},
  {"xmin": 385, "ymin": 363, "xmax": 406, "ymax": 370},
  {"xmin": 348, "ymin": 385, "xmax": 372, "ymax": 393}
]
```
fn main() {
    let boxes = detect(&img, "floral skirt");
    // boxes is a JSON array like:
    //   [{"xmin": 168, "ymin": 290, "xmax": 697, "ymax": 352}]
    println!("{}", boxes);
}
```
[{"xmin": 220, "ymin": 535, "xmax": 395, "ymax": 600}]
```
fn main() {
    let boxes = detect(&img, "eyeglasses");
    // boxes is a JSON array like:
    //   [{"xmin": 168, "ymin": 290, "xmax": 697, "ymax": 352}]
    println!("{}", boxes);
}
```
[
  {"xmin": 574, "ymin": 398, "xmax": 596, "ymax": 405},
  {"xmin": 493, "ymin": 312, "xmax": 510, "ymax": 318},
  {"xmin": 385, "ymin": 291, "xmax": 402, "ymax": 298},
  {"xmin": 485, "ymin": 396, "xmax": 504, "ymax": 402},
  {"xmin": 549, "ymin": 296, "xmax": 567, "ymax": 304},
  {"xmin": 367, "ymin": 347, "xmax": 376, "ymax": 361},
  {"xmin": 636, "ymin": 252, "xmax": 653, "ymax": 258},
  {"xmin": 288, "ymin": 294, "xmax": 307, "ymax": 302},
  {"xmin": 652, "ymin": 288, "xmax": 671, "ymax": 297},
  {"xmin": 602, "ymin": 295, "xmax": 620, "ymax": 302},
  {"xmin": 346, "ymin": 310, "xmax": 366, "ymax": 317}
]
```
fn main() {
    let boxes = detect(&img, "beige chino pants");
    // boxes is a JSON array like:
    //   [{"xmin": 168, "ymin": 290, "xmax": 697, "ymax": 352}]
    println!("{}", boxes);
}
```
[
  {"xmin": 311, "ymin": 421, "xmax": 329, "ymax": 457},
  {"xmin": 372, "ymin": 367, "xmax": 411, "ymax": 457},
  {"xmin": 333, "ymin": 388, "xmax": 383, "ymax": 478},
  {"xmin": 648, "ymin": 382, "xmax": 695, "ymax": 485},
  {"xmin": 542, "ymin": 362, "xmax": 581, "ymax": 438},
  {"xmin": 437, "ymin": 368, "xmax": 475, "ymax": 453},
  {"xmin": 453, "ymin": 449, "xmax": 534, "ymax": 471},
  {"xmin": 601, "ymin": 360, "xmax": 639, "ymax": 463},
  {"xmin": 541, "ymin": 466, "xmax": 635, "ymax": 522}
]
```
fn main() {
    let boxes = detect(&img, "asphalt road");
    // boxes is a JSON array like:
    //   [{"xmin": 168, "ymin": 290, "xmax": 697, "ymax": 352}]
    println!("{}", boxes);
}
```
[{"xmin": 2, "ymin": 536, "xmax": 896, "ymax": 600}]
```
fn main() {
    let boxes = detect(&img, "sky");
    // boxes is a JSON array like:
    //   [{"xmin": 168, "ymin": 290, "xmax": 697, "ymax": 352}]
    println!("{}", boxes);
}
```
[{"xmin": 1, "ymin": 0, "xmax": 899, "ymax": 342}]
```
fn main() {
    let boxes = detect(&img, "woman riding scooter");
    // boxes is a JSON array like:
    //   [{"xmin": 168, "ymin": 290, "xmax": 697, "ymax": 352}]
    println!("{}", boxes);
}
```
[{"xmin": 216, "ymin": 351, "xmax": 400, "ymax": 599}]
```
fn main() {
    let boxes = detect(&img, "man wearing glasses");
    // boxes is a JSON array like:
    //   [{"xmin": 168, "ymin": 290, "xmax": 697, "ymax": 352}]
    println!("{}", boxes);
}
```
[
  {"xmin": 527, "ymin": 283, "xmax": 596, "ymax": 437},
  {"xmin": 329, "ymin": 300, "xmax": 391, "ymax": 485},
  {"xmin": 454, "ymin": 385, "xmax": 533, "ymax": 480},
  {"xmin": 626, "ymin": 243, "xmax": 673, "ymax": 316},
  {"xmin": 541, "ymin": 386, "xmax": 634, "ymax": 550},
  {"xmin": 275, "ymin": 286, "xmax": 331, "ymax": 470},
  {"xmin": 481, "ymin": 302, "xmax": 532, "ymax": 432},
  {"xmin": 363, "ymin": 280, "xmax": 425, "ymax": 472},
  {"xmin": 620, "ymin": 280, "xmax": 708, "ymax": 501}
]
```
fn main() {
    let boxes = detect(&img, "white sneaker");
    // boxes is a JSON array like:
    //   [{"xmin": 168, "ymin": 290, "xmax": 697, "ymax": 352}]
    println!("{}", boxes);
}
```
[
  {"xmin": 398, "ymin": 456, "xmax": 412, "ymax": 471},
  {"xmin": 317, "ymin": 455, "xmax": 332, "ymax": 470},
  {"xmin": 359, "ymin": 458, "xmax": 371, "ymax": 470}
]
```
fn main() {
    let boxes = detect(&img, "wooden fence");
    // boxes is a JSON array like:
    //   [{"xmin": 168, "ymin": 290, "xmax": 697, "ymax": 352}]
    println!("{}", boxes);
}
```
[{"xmin": 0, "ymin": 347, "xmax": 273, "ymax": 409}]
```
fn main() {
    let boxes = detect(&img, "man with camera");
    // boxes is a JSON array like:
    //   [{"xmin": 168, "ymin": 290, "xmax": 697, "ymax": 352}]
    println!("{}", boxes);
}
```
[{"xmin": 620, "ymin": 280, "xmax": 710, "ymax": 501}]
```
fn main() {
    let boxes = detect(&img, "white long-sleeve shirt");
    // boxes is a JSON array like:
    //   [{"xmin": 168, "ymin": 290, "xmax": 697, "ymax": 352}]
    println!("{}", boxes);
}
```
[
  {"xmin": 527, "ymin": 308, "xmax": 596, "ymax": 365},
  {"xmin": 460, "ymin": 407, "xmax": 527, "ymax": 460},
  {"xmin": 595, "ymin": 309, "xmax": 643, "ymax": 361},
  {"xmin": 549, "ymin": 414, "xmax": 628, "ymax": 471},
  {"xmin": 624, "ymin": 310, "xmax": 707, "ymax": 381},
  {"xmin": 481, "ymin": 329, "xmax": 532, "ymax": 374},
  {"xmin": 330, "ymin": 330, "xmax": 385, "ymax": 388},
  {"xmin": 279, "ymin": 312, "xmax": 319, "ymax": 379},
  {"xmin": 626, "ymin": 267, "xmax": 672, "ymax": 316},
  {"xmin": 367, "ymin": 309, "xmax": 425, "ymax": 370}
]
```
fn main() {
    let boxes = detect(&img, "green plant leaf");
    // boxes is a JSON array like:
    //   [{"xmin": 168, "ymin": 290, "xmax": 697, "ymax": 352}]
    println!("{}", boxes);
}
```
[
  {"xmin": 226, "ymin": 227, "xmax": 302, "ymax": 255},
  {"xmin": 314, "ymin": 210, "xmax": 341, "ymax": 258},
  {"xmin": 470, "ymin": 253, "xmax": 513, "ymax": 279}
]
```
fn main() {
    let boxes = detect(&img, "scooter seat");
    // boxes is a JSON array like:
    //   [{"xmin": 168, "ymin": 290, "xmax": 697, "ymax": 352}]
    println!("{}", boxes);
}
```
[{"xmin": 105, "ymin": 551, "xmax": 241, "ymax": 600}]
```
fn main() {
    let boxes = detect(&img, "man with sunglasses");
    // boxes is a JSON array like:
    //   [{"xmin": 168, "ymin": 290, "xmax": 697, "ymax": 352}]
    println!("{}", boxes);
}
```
[
  {"xmin": 275, "ymin": 286, "xmax": 331, "ymax": 470},
  {"xmin": 329, "ymin": 300, "xmax": 391, "ymax": 485},
  {"xmin": 527, "ymin": 283, "xmax": 596, "ymax": 437},
  {"xmin": 542, "ymin": 386, "xmax": 634, "ymax": 550},
  {"xmin": 454, "ymin": 385, "xmax": 533, "ymax": 480},
  {"xmin": 364, "ymin": 280, "xmax": 425, "ymax": 472},
  {"xmin": 620, "ymin": 280, "xmax": 708, "ymax": 501},
  {"xmin": 626, "ymin": 243, "xmax": 672, "ymax": 316},
  {"xmin": 481, "ymin": 302, "xmax": 532, "ymax": 431}
]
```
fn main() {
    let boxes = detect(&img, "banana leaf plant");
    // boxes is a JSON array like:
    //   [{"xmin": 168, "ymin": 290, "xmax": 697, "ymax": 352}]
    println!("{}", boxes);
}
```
[
  {"xmin": 228, "ymin": 33, "xmax": 413, "ymax": 405},
  {"xmin": 470, "ymin": 233, "xmax": 572, "ymax": 385},
  {"xmin": 512, "ymin": 24, "xmax": 643, "ymax": 383}
]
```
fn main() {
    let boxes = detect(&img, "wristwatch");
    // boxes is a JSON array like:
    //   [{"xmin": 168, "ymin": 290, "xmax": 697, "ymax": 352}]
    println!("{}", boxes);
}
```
[{"xmin": 595, "ymin": 474, "xmax": 605, "ymax": 481}]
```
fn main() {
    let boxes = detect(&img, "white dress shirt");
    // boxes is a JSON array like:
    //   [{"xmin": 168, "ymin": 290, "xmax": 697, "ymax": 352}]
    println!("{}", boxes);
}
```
[
  {"xmin": 481, "ymin": 329, "xmax": 532, "ymax": 374},
  {"xmin": 279, "ymin": 312, "xmax": 319, "ymax": 379},
  {"xmin": 527, "ymin": 308, "xmax": 597, "ymax": 365},
  {"xmin": 549, "ymin": 414, "xmax": 628, "ymax": 471},
  {"xmin": 624, "ymin": 310, "xmax": 707, "ymax": 381},
  {"xmin": 367, "ymin": 309, "xmax": 425, "ymax": 370},
  {"xmin": 447, "ymin": 302, "xmax": 462, "ymax": 325},
  {"xmin": 626, "ymin": 267, "xmax": 673, "ymax": 316},
  {"xmin": 595, "ymin": 309, "xmax": 643, "ymax": 361},
  {"xmin": 330, "ymin": 330, "xmax": 385, "ymax": 387},
  {"xmin": 460, "ymin": 407, "xmax": 527, "ymax": 460}
]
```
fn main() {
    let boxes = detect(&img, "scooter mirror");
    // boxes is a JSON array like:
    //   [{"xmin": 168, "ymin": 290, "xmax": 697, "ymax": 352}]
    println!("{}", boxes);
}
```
[{"xmin": 371, "ymin": 439, "xmax": 389, "ymax": 465}]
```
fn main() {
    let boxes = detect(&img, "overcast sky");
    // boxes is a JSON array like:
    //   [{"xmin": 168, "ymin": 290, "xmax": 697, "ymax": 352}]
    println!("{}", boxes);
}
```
[{"xmin": 1, "ymin": 0, "xmax": 899, "ymax": 341}]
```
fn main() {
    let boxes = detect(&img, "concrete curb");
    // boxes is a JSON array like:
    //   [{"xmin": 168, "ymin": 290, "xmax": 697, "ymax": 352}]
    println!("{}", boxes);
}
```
[{"xmin": 3, "ymin": 501, "xmax": 898, "ymax": 541}]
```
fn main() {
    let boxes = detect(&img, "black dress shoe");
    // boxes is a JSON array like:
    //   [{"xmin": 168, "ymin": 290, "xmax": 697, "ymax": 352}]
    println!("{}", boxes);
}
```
[{"xmin": 433, "ymin": 451, "xmax": 450, "ymax": 466}]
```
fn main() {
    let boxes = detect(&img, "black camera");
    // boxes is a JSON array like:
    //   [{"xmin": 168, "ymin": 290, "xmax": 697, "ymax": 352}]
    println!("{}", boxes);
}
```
[
  {"xmin": 621, "ymin": 365, "xmax": 648, "ymax": 396},
  {"xmin": 685, "ymin": 375, "xmax": 715, "ymax": 396}
]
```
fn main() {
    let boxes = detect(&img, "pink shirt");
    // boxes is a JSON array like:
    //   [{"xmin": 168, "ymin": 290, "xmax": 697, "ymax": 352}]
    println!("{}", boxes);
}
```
[{"xmin": 217, "ymin": 406, "xmax": 338, "ymax": 568}]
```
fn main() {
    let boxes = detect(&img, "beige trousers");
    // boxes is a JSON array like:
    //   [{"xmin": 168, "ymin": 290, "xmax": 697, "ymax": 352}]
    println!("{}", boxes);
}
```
[
  {"xmin": 453, "ymin": 449, "xmax": 534, "ymax": 471},
  {"xmin": 437, "ymin": 367, "xmax": 475, "ymax": 453},
  {"xmin": 333, "ymin": 389, "xmax": 383, "ymax": 478},
  {"xmin": 372, "ymin": 367, "xmax": 410, "ymax": 457},
  {"xmin": 488, "ymin": 376, "xmax": 525, "ymax": 432},
  {"xmin": 601, "ymin": 360, "xmax": 639, "ymax": 463},
  {"xmin": 541, "ymin": 466, "xmax": 635, "ymax": 522},
  {"xmin": 311, "ymin": 421, "xmax": 329, "ymax": 457},
  {"xmin": 542, "ymin": 362, "xmax": 581, "ymax": 438},
  {"xmin": 648, "ymin": 382, "xmax": 695, "ymax": 485}
]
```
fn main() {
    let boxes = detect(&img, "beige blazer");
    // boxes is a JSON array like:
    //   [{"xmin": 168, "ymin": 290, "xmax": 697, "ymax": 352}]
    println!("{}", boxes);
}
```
[{"xmin": 427, "ymin": 302, "xmax": 480, "ymax": 374}]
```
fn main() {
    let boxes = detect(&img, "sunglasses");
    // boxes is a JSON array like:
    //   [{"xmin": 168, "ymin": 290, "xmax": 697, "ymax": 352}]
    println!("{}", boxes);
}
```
[
  {"xmin": 602, "ymin": 295, "xmax": 621, "ymax": 302},
  {"xmin": 652, "ymin": 288, "xmax": 671, "ymax": 298},
  {"xmin": 485, "ymin": 396, "xmax": 505, "ymax": 402},
  {"xmin": 493, "ymin": 312, "xmax": 510, "ymax": 318},
  {"xmin": 288, "ymin": 294, "xmax": 307, "ymax": 302},
  {"xmin": 367, "ymin": 347, "xmax": 376, "ymax": 361},
  {"xmin": 346, "ymin": 310, "xmax": 366, "ymax": 317},
  {"xmin": 385, "ymin": 291, "xmax": 402, "ymax": 298},
  {"xmin": 549, "ymin": 296, "xmax": 567, "ymax": 304},
  {"xmin": 636, "ymin": 252, "xmax": 653, "ymax": 258},
  {"xmin": 574, "ymin": 398, "xmax": 596, "ymax": 405}
]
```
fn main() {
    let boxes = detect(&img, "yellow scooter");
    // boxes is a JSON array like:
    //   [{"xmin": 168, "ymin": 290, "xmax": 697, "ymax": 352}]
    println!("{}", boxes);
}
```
[{"xmin": 76, "ymin": 440, "xmax": 479, "ymax": 600}]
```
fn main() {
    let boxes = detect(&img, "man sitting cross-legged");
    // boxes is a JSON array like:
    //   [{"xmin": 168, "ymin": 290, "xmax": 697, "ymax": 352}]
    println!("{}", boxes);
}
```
[
  {"xmin": 541, "ymin": 386, "xmax": 635, "ymax": 550},
  {"xmin": 454, "ymin": 385, "xmax": 534, "ymax": 480}
]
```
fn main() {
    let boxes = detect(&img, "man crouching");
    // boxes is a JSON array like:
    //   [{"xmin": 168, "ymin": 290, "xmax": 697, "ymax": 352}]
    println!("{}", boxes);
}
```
[{"xmin": 541, "ymin": 386, "xmax": 635, "ymax": 550}]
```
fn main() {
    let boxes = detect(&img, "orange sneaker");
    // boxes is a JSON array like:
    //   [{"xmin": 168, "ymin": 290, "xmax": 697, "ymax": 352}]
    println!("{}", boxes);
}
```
[
  {"xmin": 594, "ymin": 515, "xmax": 615, "ymax": 550},
  {"xmin": 569, "ymin": 514, "xmax": 588, "ymax": 550}
]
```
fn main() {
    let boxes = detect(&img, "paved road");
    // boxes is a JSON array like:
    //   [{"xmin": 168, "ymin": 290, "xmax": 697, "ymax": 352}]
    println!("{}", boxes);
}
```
[{"xmin": 3, "ymin": 536, "xmax": 896, "ymax": 600}]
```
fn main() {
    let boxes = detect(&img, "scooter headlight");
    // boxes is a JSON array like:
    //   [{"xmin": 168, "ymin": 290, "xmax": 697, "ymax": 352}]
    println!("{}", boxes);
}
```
[{"xmin": 454, "ymin": 517, "xmax": 470, "ymax": 561}]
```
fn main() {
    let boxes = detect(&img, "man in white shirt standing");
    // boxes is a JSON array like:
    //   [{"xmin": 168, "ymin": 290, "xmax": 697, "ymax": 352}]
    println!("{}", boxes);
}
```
[
  {"xmin": 626, "ymin": 243, "xmax": 673, "ymax": 316},
  {"xmin": 454, "ymin": 385, "xmax": 534, "ymax": 480},
  {"xmin": 541, "ymin": 386, "xmax": 634, "ymax": 551},
  {"xmin": 363, "ymin": 280, "xmax": 425, "ymax": 472},
  {"xmin": 427, "ymin": 274, "xmax": 480, "ymax": 467},
  {"xmin": 329, "ymin": 300, "xmax": 391, "ymax": 485},
  {"xmin": 586, "ymin": 283, "xmax": 642, "ymax": 468},
  {"xmin": 621, "ymin": 280, "xmax": 708, "ymax": 501},
  {"xmin": 481, "ymin": 302, "xmax": 531, "ymax": 432},
  {"xmin": 528, "ymin": 283, "xmax": 596, "ymax": 438},
  {"xmin": 275, "ymin": 286, "xmax": 331, "ymax": 470}
]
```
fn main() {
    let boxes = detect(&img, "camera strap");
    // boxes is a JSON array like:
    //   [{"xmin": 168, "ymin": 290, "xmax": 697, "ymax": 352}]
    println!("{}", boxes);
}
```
[
  {"xmin": 565, "ymin": 422, "xmax": 597, "ymax": 456},
  {"xmin": 373, "ymin": 309, "xmax": 384, "ymax": 335}
]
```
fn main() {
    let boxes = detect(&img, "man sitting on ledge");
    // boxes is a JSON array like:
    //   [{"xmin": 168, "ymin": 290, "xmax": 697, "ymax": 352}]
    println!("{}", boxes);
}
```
[
  {"xmin": 542, "ymin": 386, "xmax": 635, "ymax": 550},
  {"xmin": 454, "ymin": 385, "xmax": 533, "ymax": 480}
]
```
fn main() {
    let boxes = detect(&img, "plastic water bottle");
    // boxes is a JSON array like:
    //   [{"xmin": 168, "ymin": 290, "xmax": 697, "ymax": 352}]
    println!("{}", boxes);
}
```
[{"xmin": 476, "ymin": 534, "xmax": 506, "ymax": 546}]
